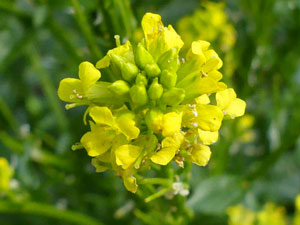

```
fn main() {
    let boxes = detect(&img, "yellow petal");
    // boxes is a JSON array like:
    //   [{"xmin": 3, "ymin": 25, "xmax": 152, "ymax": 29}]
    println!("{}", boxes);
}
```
[
  {"xmin": 78, "ymin": 62, "xmax": 101, "ymax": 92},
  {"xmin": 123, "ymin": 175, "xmax": 138, "ymax": 193},
  {"xmin": 151, "ymin": 132, "xmax": 184, "ymax": 165},
  {"xmin": 216, "ymin": 88, "xmax": 237, "ymax": 110},
  {"xmin": 57, "ymin": 78, "xmax": 84, "ymax": 103},
  {"xmin": 142, "ymin": 13, "xmax": 164, "ymax": 47},
  {"xmin": 163, "ymin": 25, "xmax": 184, "ymax": 52},
  {"xmin": 115, "ymin": 145, "xmax": 142, "ymax": 169},
  {"xmin": 89, "ymin": 106, "xmax": 114, "ymax": 127},
  {"xmin": 0, "ymin": 158, "xmax": 13, "ymax": 191},
  {"xmin": 80, "ymin": 126, "xmax": 115, "ymax": 157},
  {"xmin": 195, "ymin": 94, "xmax": 210, "ymax": 104},
  {"xmin": 162, "ymin": 112, "xmax": 182, "ymax": 137},
  {"xmin": 150, "ymin": 147, "xmax": 176, "ymax": 165},
  {"xmin": 198, "ymin": 129, "xmax": 219, "ymax": 145},
  {"xmin": 191, "ymin": 145, "xmax": 211, "ymax": 166},
  {"xmin": 225, "ymin": 98, "xmax": 246, "ymax": 118},
  {"xmin": 115, "ymin": 114, "xmax": 140, "ymax": 140},
  {"xmin": 194, "ymin": 104, "xmax": 224, "ymax": 131}
]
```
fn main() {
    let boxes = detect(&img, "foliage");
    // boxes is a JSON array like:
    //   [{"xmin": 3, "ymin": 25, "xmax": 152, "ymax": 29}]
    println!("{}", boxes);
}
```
[{"xmin": 0, "ymin": 0, "xmax": 299, "ymax": 224}]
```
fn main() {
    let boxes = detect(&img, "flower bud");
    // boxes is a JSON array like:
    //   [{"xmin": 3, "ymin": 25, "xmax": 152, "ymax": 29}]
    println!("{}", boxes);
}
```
[
  {"xmin": 145, "ymin": 109, "xmax": 163, "ymax": 133},
  {"xmin": 136, "ymin": 73, "xmax": 148, "ymax": 86},
  {"xmin": 108, "ymin": 80, "xmax": 130, "ymax": 95},
  {"xmin": 161, "ymin": 88, "xmax": 185, "ymax": 105},
  {"xmin": 160, "ymin": 70, "xmax": 177, "ymax": 88},
  {"xmin": 145, "ymin": 63, "xmax": 161, "ymax": 78},
  {"xmin": 120, "ymin": 62, "xmax": 139, "ymax": 82},
  {"xmin": 148, "ymin": 78, "xmax": 163, "ymax": 100},
  {"xmin": 109, "ymin": 53, "xmax": 126, "ymax": 68},
  {"xmin": 130, "ymin": 82, "xmax": 148, "ymax": 106},
  {"xmin": 135, "ymin": 43, "xmax": 155, "ymax": 69},
  {"xmin": 157, "ymin": 48, "xmax": 179, "ymax": 72}
]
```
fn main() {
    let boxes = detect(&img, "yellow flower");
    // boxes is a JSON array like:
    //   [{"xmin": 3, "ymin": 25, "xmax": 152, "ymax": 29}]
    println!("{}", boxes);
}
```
[
  {"xmin": 190, "ymin": 144, "xmax": 211, "ymax": 166},
  {"xmin": 141, "ymin": 13, "xmax": 184, "ymax": 60},
  {"xmin": 151, "ymin": 132, "xmax": 184, "ymax": 165},
  {"xmin": 257, "ymin": 203, "xmax": 287, "ymax": 225},
  {"xmin": 58, "ymin": 61, "xmax": 101, "ymax": 103},
  {"xmin": 0, "ymin": 157, "xmax": 13, "ymax": 192},
  {"xmin": 123, "ymin": 175, "xmax": 138, "ymax": 193},
  {"xmin": 216, "ymin": 88, "xmax": 246, "ymax": 118},
  {"xmin": 115, "ymin": 145, "xmax": 142, "ymax": 169},
  {"xmin": 227, "ymin": 205, "xmax": 256, "ymax": 225}
]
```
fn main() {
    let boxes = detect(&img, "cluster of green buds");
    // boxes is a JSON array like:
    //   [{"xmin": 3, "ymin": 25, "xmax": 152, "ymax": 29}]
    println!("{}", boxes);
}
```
[{"xmin": 57, "ymin": 13, "xmax": 246, "ymax": 193}]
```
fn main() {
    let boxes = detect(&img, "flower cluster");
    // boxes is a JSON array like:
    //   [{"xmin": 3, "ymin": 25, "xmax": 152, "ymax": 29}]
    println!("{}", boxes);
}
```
[
  {"xmin": 58, "ymin": 13, "xmax": 246, "ymax": 193},
  {"xmin": 177, "ymin": 1, "xmax": 236, "ymax": 53},
  {"xmin": 227, "ymin": 197, "xmax": 300, "ymax": 225}
]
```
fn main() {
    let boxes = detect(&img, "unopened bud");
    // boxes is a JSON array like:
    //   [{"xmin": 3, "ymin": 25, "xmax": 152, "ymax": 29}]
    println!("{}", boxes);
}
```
[
  {"xmin": 160, "ymin": 70, "xmax": 177, "ymax": 88},
  {"xmin": 130, "ymin": 83, "xmax": 148, "ymax": 106},
  {"xmin": 157, "ymin": 48, "xmax": 179, "ymax": 72},
  {"xmin": 109, "ymin": 53, "xmax": 126, "ymax": 68},
  {"xmin": 148, "ymin": 78, "xmax": 163, "ymax": 100},
  {"xmin": 108, "ymin": 80, "xmax": 130, "ymax": 95},
  {"xmin": 135, "ymin": 43, "xmax": 155, "ymax": 69},
  {"xmin": 161, "ymin": 88, "xmax": 185, "ymax": 105},
  {"xmin": 145, "ymin": 63, "xmax": 161, "ymax": 78},
  {"xmin": 136, "ymin": 73, "xmax": 148, "ymax": 86},
  {"xmin": 120, "ymin": 62, "xmax": 139, "ymax": 82}
]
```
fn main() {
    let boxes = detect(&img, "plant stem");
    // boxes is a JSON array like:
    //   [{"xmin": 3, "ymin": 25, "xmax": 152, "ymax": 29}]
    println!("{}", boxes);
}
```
[
  {"xmin": 71, "ymin": 0, "xmax": 103, "ymax": 61},
  {"xmin": 29, "ymin": 46, "xmax": 69, "ymax": 132},
  {"xmin": 0, "ymin": 199, "xmax": 105, "ymax": 225},
  {"xmin": 144, "ymin": 187, "xmax": 171, "ymax": 203}
]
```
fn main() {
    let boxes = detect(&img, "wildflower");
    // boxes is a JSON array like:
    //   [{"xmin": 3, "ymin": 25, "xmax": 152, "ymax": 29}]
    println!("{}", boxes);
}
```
[
  {"xmin": 257, "ymin": 203, "xmax": 287, "ymax": 225},
  {"xmin": 227, "ymin": 205, "xmax": 256, "ymax": 225},
  {"xmin": 58, "ymin": 12, "xmax": 246, "ymax": 193},
  {"xmin": 0, "ymin": 157, "xmax": 13, "ymax": 192}
]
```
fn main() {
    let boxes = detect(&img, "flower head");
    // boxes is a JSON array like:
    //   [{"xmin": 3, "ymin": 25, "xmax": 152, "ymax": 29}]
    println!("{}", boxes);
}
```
[{"xmin": 58, "ymin": 12, "xmax": 246, "ymax": 193}]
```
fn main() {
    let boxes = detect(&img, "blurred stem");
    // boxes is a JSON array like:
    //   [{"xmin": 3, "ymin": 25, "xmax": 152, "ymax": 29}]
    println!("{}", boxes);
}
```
[
  {"xmin": 0, "ymin": 131, "xmax": 23, "ymax": 154},
  {"xmin": 28, "ymin": 46, "xmax": 68, "ymax": 132},
  {"xmin": 0, "ymin": 200, "xmax": 105, "ymax": 225},
  {"xmin": 144, "ymin": 187, "xmax": 171, "ymax": 203},
  {"xmin": 139, "ymin": 178, "xmax": 172, "ymax": 186},
  {"xmin": 71, "ymin": 0, "xmax": 103, "ymax": 61},
  {"xmin": 0, "ymin": 97, "xmax": 19, "ymax": 133}
]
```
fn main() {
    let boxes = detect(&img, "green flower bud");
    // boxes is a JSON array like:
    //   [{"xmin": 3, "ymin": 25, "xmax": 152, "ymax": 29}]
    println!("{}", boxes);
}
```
[
  {"xmin": 145, "ymin": 63, "xmax": 161, "ymax": 78},
  {"xmin": 136, "ymin": 73, "xmax": 148, "ymax": 86},
  {"xmin": 161, "ymin": 88, "xmax": 185, "ymax": 105},
  {"xmin": 148, "ymin": 78, "xmax": 163, "ymax": 100},
  {"xmin": 160, "ymin": 70, "xmax": 177, "ymax": 88},
  {"xmin": 135, "ymin": 43, "xmax": 155, "ymax": 69},
  {"xmin": 108, "ymin": 80, "xmax": 130, "ymax": 95},
  {"xmin": 130, "ymin": 82, "xmax": 148, "ymax": 106},
  {"xmin": 157, "ymin": 48, "xmax": 179, "ymax": 72},
  {"xmin": 109, "ymin": 53, "xmax": 126, "ymax": 68},
  {"xmin": 120, "ymin": 62, "xmax": 139, "ymax": 82},
  {"xmin": 145, "ymin": 109, "xmax": 163, "ymax": 133}
]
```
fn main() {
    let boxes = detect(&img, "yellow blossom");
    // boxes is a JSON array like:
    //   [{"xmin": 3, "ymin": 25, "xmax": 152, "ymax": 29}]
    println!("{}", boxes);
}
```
[
  {"xmin": 190, "ymin": 144, "xmax": 211, "ymax": 166},
  {"xmin": 227, "ymin": 205, "xmax": 256, "ymax": 225},
  {"xmin": 0, "ymin": 158, "xmax": 13, "ymax": 192}
]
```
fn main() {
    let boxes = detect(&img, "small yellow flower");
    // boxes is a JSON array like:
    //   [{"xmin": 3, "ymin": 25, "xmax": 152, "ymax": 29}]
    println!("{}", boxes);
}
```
[
  {"xmin": 257, "ymin": 203, "xmax": 287, "ymax": 225},
  {"xmin": 162, "ymin": 112, "xmax": 182, "ymax": 137},
  {"xmin": 190, "ymin": 144, "xmax": 211, "ymax": 166},
  {"xmin": 58, "ymin": 62, "xmax": 101, "ymax": 103},
  {"xmin": 227, "ymin": 205, "xmax": 256, "ymax": 225},
  {"xmin": 0, "ymin": 158, "xmax": 13, "ymax": 192},
  {"xmin": 115, "ymin": 145, "xmax": 142, "ymax": 169},
  {"xmin": 216, "ymin": 88, "xmax": 246, "ymax": 118},
  {"xmin": 198, "ymin": 129, "xmax": 219, "ymax": 145}
]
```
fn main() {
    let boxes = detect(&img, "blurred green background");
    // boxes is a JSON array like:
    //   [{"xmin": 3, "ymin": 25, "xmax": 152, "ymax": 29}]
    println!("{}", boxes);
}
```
[{"xmin": 0, "ymin": 0, "xmax": 300, "ymax": 224}]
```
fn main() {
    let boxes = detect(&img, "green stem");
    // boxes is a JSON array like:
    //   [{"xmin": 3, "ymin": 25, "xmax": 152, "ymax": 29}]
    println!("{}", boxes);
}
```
[
  {"xmin": 0, "ymin": 131, "xmax": 23, "ymax": 154},
  {"xmin": 71, "ymin": 0, "xmax": 103, "ymax": 60},
  {"xmin": 29, "ymin": 46, "xmax": 68, "ymax": 132},
  {"xmin": 0, "ymin": 97, "xmax": 19, "ymax": 133},
  {"xmin": 0, "ymin": 199, "xmax": 105, "ymax": 225},
  {"xmin": 139, "ymin": 178, "xmax": 172, "ymax": 186},
  {"xmin": 144, "ymin": 187, "xmax": 171, "ymax": 203}
]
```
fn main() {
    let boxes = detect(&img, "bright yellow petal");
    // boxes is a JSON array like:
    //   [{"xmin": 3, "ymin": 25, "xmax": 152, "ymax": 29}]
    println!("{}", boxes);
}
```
[
  {"xmin": 151, "ymin": 132, "xmax": 184, "ymax": 165},
  {"xmin": 216, "ymin": 88, "xmax": 237, "ymax": 110},
  {"xmin": 191, "ymin": 145, "xmax": 211, "ymax": 166},
  {"xmin": 198, "ymin": 129, "xmax": 219, "ymax": 145},
  {"xmin": 142, "ymin": 13, "xmax": 164, "ymax": 48},
  {"xmin": 57, "ymin": 78, "xmax": 84, "ymax": 103},
  {"xmin": 162, "ymin": 112, "xmax": 182, "ymax": 137},
  {"xmin": 194, "ymin": 104, "xmax": 224, "ymax": 131},
  {"xmin": 89, "ymin": 106, "xmax": 114, "ymax": 127},
  {"xmin": 78, "ymin": 62, "xmax": 101, "ymax": 92},
  {"xmin": 0, "ymin": 158, "xmax": 13, "ymax": 191},
  {"xmin": 115, "ymin": 114, "xmax": 140, "ymax": 140},
  {"xmin": 115, "ymin": 145, "xmax": 142, "ymax": 169},
  {"xmin": 163, "ymin": 25, "xmax": 184, "ymax": 51},
  {"xmin": 195, "ymin": 94, "xmax": 210, "ymax": 104},
  {"xmin": 225, "ymin": 98, "xmax": 246, "ymax": 118},
  {"xmin": 123, "ymin": 175, "xmax": 138, "ymax": 193},
  {"xmin": 80, "ymin": 126, "xmax": 115, "ymax": 157}
]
